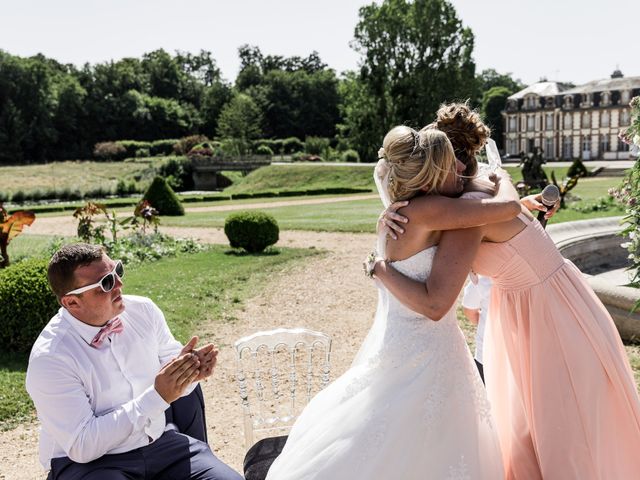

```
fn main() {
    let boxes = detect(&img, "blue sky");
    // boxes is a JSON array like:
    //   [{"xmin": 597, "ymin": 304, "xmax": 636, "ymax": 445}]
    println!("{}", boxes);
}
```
[{"xmin": 0, "ymin": 0, "xmax": 636, "ymax": 86}]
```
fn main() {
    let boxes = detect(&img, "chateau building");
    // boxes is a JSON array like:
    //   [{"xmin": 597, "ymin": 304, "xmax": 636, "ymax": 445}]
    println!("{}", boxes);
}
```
[{"xmin": 503, "ymin": 70, "xmax": 640, "ymax": 160}]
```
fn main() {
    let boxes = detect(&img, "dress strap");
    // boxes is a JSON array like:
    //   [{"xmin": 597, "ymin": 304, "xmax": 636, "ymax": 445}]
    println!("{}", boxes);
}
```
[{"xmin": 517, "ymin": 212, "xmax": 532, "ymax": 223}]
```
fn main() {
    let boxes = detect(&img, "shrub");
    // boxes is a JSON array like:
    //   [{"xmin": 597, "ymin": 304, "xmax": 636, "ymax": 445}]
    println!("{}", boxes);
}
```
[
  {"xmin": 0, "ymin": 258, "xmax": 59, "ymax": 353},
  {"xmin": 142, "ymin": 176, "xmax": 185, "ymax": 216},
  {"xmin": 282, "ymin": 137, "xmax": 304, "ymax": 154},
  {"xmin": 567, "ymin": 158, "xmax": 588, "ymax": 178},
  {"xmin": 10, "ymin": 190, "xmax": 26, "ymax": 204},
  {"xmin": 304, "ymin": 136, "xmax": 330, "ymax": 155},
  {"xmin": 341, "ymin": 149, "xmax": 360, "ymax": 163},
  {"xmin": 135, "ymin": 147, "xmax": 151, "ymax": 158},
  {"xmin": 93, "ymin": 142, "xmax": 127, "ymax": 161},
  {"xmin": 256, "ymin": 145, "xmax": 274, "ymax": 156},
  {"xmin": 224, "ymin": 211, "xmax": 279, "ymax": 253},
  {"xmin": 149, "ymin": 139, "xmax": 178, "ymax": 156},
  {"xmin": 174, "ymin": 135, "xmax": 210, "ymax": 155},
  {"xmin": 118, "ymin": 140, "xmax": 151, "ymax": 159}
]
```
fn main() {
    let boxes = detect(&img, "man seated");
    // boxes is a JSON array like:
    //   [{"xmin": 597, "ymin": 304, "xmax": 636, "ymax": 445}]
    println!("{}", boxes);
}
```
[{"xmin": 26, "ymin": 243, "xmax": 242, "ymax": 480}]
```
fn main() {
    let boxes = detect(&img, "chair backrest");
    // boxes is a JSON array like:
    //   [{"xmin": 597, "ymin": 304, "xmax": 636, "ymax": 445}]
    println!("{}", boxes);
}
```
[{"xmin": 234, "ymin": 328, "xmax": 332, "ymax": 449}]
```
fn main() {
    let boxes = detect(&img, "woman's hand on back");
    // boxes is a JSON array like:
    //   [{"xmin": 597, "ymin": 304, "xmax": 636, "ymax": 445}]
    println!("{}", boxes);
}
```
[{"xmin": 378, "ymin": 200, "xmax": 409, "ymax": 240}]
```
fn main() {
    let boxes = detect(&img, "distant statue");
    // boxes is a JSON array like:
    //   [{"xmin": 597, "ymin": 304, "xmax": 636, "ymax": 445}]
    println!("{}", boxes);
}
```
[{"xmin": 519, "ymin": 147, "xmax": 548, "ymax": 190}]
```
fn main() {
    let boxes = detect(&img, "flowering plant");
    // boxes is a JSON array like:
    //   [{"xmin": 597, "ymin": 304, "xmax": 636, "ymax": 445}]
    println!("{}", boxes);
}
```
[{"xmin": 611, "ymin": 96, "xmax": 640, "ymax": 300}]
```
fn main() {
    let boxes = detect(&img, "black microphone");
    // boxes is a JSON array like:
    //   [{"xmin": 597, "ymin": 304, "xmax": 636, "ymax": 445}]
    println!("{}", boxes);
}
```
[{"xmin": 536, "ymin": 184, "xmax": 560, "ymax": 229}]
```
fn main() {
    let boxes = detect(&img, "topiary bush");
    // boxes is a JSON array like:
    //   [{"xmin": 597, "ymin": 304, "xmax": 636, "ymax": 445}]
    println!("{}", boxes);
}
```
[
  {"xmin": 224, "ymin": 211, "xmax": 279, "ymax": 253},
  {"xmin": 282, "ymin": 137, "xmax": 304, "ymax": 154},
  {"xmin": 174, "ymin": 135, "xmax": 210, "ymax": 155},
  {"xmin": 341, "ymin": 149, "xmax": 360, "ymax": 163},
  {"xmin": 304, "ymin": 136, "xmax": 330, "ymax": 155},
  {"xmin": 0, "ymin": 258, "xmax": 59, "ymax": 353},
  {"xmin": 142, "ymin": 176, "xmax": 185, "ymax": 216},
  {"xmin": 93, "ymin": 141, "xmax": 127, "ymax": 161},
  {"xmin": 256, "ymin": 145, "xmax": 274, "ymax": 156}
]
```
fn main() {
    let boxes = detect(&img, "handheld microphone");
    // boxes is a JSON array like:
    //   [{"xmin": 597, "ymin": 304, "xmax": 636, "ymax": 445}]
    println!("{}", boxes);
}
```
[{"xmin": 537, "ymin": 184, "xmax": 560, "ymax": 229}]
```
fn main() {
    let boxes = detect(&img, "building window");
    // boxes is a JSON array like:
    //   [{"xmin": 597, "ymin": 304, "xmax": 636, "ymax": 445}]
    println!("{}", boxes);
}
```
[
  {"xmin": 618, "ymin": 140, "xmax": 630, "ymax": 152},
  {"xmin": 600, "ymin": 134, "xmax": 610, "ymax": 154},
  {"xmin": 544, "ymin": 138, "xmax": 554, "ymax": 159},
  {"xmin": 600, "ymin": 111, "xmax": 610, "ymax": 127},
  {"xmin": 582, "ymin": 135, "xmax": 591, "ymax": 152},
  {"xmin": 621, "ymin": 109, "xmax": 631, "ymax": 126},
  {"xmin": 564, "ymin": 112, "xmax": 572, "ymax": 129},
  {"xmin": 564, "ymin": 96, "xmax": 573, "ymax": 109},
  {"xmin": 545, "ymin": 96, "xmax": 554, "ymax": 108},
  {"xmin": 562, "ymin": 136, "xmax": 572, "ymax": 159},
  {"xmin": 581, "ymin": 112, "xmax": 591, "ymax": 128},
  {"xmin": 509, "ymin": 116, "xmax": 517, "ymax": 133},
  {"xmin": 545, "ymin": 113, "xmax": 553, "ymax": 130},
  {"xmin": 621, "ymin": 90, "xmax": 631, "ymax": 105},
  {"xmin": 527, "ymin": 115, "xmax": 535, "ymax": 131}
]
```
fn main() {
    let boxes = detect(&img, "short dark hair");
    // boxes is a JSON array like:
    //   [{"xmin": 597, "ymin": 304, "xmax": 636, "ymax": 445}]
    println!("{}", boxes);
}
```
[{"xmin": 48, "ymin": 243, "xmax": 105, "ymax": 300}]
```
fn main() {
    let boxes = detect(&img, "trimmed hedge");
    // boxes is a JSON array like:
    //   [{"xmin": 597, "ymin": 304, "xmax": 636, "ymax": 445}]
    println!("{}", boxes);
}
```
[
  {"xmin": 0, "ymin": 258, "xmax": 59, "ymax": 353},
  {"xmin": 143, "ymin": 177, "xmax": 185, "ymax": 216},
  {"xmin": 224, "ymin": 211, "xmax": 279, "ymax": 253}
]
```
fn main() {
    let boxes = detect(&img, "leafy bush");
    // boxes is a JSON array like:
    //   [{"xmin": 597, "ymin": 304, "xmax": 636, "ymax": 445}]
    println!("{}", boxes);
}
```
[
  {"xmin": 158, "ymin": 157, "xmax": 194, "ymax": 191},
  {"xmin": 142, "ymin": 176, "xmax": 185, "ymax": 216},
  {"xmin": 10, "ymin": 190, "xmax": 26, "ymax": 203},
  {"xmin": 282, "ymin": 137, "xmax": 304, "ymax": 154},
  {"xmin": 149, "ymin": 139, "xmax": 178, "ymax": 156},
  {"xmin": 256, "ymin": 145, "xmax": 274, "ymax": 155},
  {"xmin": 118, "ymin": 140, "xmax": 151, "ymax": 159},
  {"xmin": 224, "ymin": 211, "xmax": 279, "ymax": 253},
  {"xmin": 253, "ymin": 139, "xmax": 283, "ymax": 154},
  {"xmin": 304, "ymin": 136, "xmax": 330, "ymax": 155},
  {"xmin": 105, "ymin": 232, "xmax": 203, "ymax": 265},
  {"xmin": 93, "ymin": 142, "xmax": 127, "ymax": 161},
  {"xmin": 567, "ymin": 158, "xmax": 588, "ymax": 178},
  {"xmin": 189, "ymin": 142, "xmax": 216, "ymax": 156},
  {"xmin": 135, "ymin": 147, "xmax": 151, "ymax": 158},
  {"xmin": 341, "ymin": 149, "xmax": 360, "ymax": 163},
  {"xmin": 174, "ymin": 135, "xmax": 210, "ymax": 155},
  {"xmin": 0, "ymin": 258, "xmax": 59, "ymax": 353}
]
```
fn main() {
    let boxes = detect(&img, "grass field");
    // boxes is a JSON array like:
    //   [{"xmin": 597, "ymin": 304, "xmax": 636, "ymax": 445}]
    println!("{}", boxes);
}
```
[
  {"xmin": 159, "ymin": 175, "xmax": 625, "ymax": 232},
  {"xmin": 0, "ymin": 159, "xmax": 158, "ymax": 197},
  {"xmin": 223, "ymin": 164, "xmax": 376, "ymax": 194},
  {"xmin": 0, "ymin": 242, "xmax": 320, "ymax": 430}
]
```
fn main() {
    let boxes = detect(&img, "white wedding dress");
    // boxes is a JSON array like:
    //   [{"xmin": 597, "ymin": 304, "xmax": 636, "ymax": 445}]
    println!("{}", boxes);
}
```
[{"xmin": 266, "ymin": 247, "xmax": 504, "ymax": 480}]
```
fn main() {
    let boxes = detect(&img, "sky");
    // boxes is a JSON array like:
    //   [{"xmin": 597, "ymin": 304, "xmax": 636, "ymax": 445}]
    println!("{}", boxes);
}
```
[{"xmin": 0, "ymin": 0, "xmax": 637, "ymax": 87}]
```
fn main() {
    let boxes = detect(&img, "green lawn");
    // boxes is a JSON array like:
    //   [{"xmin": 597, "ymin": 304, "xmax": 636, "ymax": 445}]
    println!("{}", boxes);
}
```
[
  {"xmin": 0, "ymin": 243, "xmax": 320, "ymax": 430},
  {"xmin": 160, "ymin": 175, "xmax": 624, "ymax": 232},
  {"xmin": 0, "ymin": 159, "xmax": 159, "ymax": 197},
  {"xmin": 223, "ymin": 164, "xmax": 376, "ymax": 194}
]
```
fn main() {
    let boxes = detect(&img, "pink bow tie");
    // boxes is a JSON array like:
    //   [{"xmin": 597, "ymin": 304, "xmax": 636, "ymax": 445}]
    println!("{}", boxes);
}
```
[{"xmin": 90, "ymin": 318, "xmax": 124, "ymax": 348}]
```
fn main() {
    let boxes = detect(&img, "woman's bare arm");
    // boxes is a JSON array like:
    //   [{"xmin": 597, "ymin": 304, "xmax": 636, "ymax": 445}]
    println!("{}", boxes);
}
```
[
  {"xmin": 373, "ymin": 227, "xmax": 483, "ymax": 320},
  {"xmin": 379, "ymin": 170, "xmax": 520, "ymax": 237}
]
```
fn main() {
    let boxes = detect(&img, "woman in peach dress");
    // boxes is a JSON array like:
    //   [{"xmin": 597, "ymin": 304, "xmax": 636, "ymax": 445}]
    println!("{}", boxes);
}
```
[{"xmin": 375, "ymin": 103, "xmax": 640, "ymax": 479}]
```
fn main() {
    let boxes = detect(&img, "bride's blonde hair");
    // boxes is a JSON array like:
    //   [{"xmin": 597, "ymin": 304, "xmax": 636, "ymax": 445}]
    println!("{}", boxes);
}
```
[{"xmin": 380, "ymin": 126, "xmax": 456, "ymax": 202}]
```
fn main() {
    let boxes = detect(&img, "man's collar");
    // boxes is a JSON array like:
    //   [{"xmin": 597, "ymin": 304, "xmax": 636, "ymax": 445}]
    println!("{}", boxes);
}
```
[{"xmin": 61, "ymin": 309, "xmax": 112, "ymax": 346}]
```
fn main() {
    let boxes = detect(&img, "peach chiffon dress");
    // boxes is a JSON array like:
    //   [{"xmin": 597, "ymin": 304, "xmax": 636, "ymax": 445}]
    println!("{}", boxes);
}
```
[{"xmin": 473, "ymin": 212, "xmax": 640, "ymax": 479}]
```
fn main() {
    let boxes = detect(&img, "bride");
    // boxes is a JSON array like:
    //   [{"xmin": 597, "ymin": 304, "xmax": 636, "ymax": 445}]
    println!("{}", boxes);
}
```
[{"xmin": 266, "ymin": 127, "xmax": 521, "ymax": 479}]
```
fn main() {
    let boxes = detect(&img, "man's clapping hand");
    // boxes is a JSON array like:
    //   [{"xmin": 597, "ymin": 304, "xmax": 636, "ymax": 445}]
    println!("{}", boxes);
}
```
[
  {"xmin": 155, "ymin": 353, "xmax": 200, "ymax": 403},
  {"xmin": 180, "ymin": 336, "xmax": 219, "ymax": 382}
]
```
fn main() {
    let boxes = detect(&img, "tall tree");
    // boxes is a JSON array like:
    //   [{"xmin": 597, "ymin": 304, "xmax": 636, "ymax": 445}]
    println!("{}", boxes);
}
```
[
  {"xmin": 347, "ymin": 0, "xmax": 476, "ymax": 161},
  {"xmin": 217, "ymin": 93, "xmax": 263, "ymax": 154},
  {"xmin": 235, "ymin": 46, "xmax": 340, "ymax": 139},
  {"xmin": 481, "ymin": 86, "xmax": 512, "ymax": 151}
]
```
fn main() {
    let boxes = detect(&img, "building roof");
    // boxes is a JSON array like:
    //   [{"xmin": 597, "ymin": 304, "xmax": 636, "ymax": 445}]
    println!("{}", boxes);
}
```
[
  {"xmin": 561, "ymin": 75, "xmax": 640, "ymax": 95},
  {"xmin": 507, "ymin": 82, "xmax": 568, "ymax": 100},
  {"xmin": 508, "ymin": 73, "xmax": 640, "ymax": 100}
]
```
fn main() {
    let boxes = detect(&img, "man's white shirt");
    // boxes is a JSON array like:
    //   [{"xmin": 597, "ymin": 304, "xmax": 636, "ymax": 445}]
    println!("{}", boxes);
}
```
[{"xmin": 26, "ymin": 295, "xmax": 194, "ymax": 470}]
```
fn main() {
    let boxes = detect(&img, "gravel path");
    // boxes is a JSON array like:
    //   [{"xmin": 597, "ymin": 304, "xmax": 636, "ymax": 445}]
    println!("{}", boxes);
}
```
[{"xmin": 2, "ymin": 218, "xmax": 379, "ymax": 479}]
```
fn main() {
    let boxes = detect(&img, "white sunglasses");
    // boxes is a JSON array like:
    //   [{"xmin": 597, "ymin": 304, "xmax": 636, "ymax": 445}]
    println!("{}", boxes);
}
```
[{"xmin": 65, "ymin": 261, "xmax": 124, "ymax": 296}]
